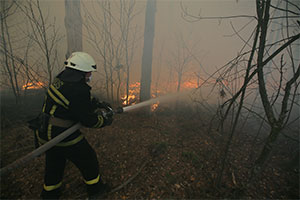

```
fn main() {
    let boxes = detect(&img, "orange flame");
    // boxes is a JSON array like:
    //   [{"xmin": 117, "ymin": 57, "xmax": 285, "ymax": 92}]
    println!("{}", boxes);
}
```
[
  {"xmin": 121, "ymin": 94, "xmax": 137, "ymax": 105},
  {"xmin": 121, "ymin": 82, "xmax": 140, "ymax": 105},
  {"xmin": 151, "ymin": 102, "xmax": 159, "ymax": 111},
  {"xmin": 182, "ymin": 80, "xmax": 198, "ymax": 89},
  {"xmin": 22, "ymin": 82, "xmax": 44, "ymax": 90},
  {"xmin": 121, "ymin": 79, "xmax": 200, "ymax": 111},
  {"xmin": 121, "ymin": 82, "xmax": 160, "ymax": 112}
]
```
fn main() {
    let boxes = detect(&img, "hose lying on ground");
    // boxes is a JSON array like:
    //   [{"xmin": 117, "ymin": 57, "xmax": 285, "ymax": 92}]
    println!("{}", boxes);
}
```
[{"xmin": 0, "ymin": 123, "xmax": 81, "ymax": 176}]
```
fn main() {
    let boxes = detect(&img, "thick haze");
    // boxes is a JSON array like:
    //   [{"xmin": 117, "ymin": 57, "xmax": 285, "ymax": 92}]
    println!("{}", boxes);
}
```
[
  {"xmin": 38, "ymin": 0, "xmax": 256, "ymax": 85},
  {"xmin": 2, "ymin": 0, "xmax": 299, "ymax": 111}
]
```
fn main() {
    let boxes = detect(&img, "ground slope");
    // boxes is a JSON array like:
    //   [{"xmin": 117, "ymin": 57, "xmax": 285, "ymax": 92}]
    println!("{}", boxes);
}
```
[{"xmin": 1, "ymin": 109, "xmax": 299, "ymax": 199}]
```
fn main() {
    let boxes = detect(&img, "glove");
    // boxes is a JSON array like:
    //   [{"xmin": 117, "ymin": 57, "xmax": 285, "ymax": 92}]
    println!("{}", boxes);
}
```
[
  {"xmin": 94, "ymin": 108, "xmax": 114, "ymax": 126},
  {"xmin": 91, "ymin": 97, "xmax": 112, "ymax": 111},
  {"xmin": 101, "ymin": 110, "xmax": 114, "ymax": 126}
]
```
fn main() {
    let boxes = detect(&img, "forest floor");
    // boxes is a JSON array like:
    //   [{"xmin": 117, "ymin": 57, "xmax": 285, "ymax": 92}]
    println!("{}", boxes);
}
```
[{"xmin": 0, "ymin": 103, "xmax": 299, "ymax": 199}]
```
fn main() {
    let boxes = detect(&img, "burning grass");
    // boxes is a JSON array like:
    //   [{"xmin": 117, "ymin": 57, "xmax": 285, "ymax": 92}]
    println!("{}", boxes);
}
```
[
  {"xmin": 120, "ymin": 80, "xmax": 200, "ymax": 112},
  {"xmin": 22, "ymin": 81, "xmax": 45, "ymax": 90}
]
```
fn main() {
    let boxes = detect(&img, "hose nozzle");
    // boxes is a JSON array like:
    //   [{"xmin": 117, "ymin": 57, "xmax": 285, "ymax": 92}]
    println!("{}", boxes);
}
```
[{"xmin": 115, "ymin": 107, "xmax": 124, "ymax": 114}]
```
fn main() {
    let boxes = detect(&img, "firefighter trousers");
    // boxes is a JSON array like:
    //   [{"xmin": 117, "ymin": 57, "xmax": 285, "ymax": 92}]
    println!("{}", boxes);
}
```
[{"xmin": 41, "ymin": 138, "xmax": 101, "ymax": 199}]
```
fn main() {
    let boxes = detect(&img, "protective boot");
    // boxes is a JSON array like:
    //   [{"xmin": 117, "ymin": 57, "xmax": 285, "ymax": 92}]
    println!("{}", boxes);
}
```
[{"xmin": 87, "ymin": 180, "xmax": 111, "ymax": 199}]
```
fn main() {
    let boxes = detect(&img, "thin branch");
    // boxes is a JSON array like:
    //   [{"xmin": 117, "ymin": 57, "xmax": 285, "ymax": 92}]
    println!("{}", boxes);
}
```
[
  {"xmin": 110, "ymin": 160, "xmax": 149, "ymax": 193},
  {"xmin": 270, "ymin": 4, "xmax": 300, "ymax": 16},
  {"xmin": 270, "ymin": 54, "xmax": 285, "ymax": 106},
  {"xmin": 180, "ymin": 1, "xmax": 257, "ymax": 22},
  {"xmin": 279, "ymin": 64, "xmax": 300, "ymax": 125},
  {"xmin": 242, "ymin": 105, "xmax": 268, "ymax": 124}
]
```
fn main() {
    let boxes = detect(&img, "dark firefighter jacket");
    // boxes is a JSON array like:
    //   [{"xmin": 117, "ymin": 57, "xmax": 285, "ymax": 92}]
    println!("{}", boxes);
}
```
[{"xmin": 37, "ymin": 68, "xmax": 104, "ymax": 147}]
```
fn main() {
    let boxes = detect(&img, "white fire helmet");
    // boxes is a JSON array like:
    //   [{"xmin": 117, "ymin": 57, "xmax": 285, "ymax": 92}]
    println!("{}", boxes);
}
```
[{"xmin": 64, "ymin": 52, "xmax": 97, "ymax": 72}]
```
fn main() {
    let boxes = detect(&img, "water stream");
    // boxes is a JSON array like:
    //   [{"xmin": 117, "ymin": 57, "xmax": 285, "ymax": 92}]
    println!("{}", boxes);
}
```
[{"xmin": 122, "ymin": 89, "xmax": 195, "ymax": 112}]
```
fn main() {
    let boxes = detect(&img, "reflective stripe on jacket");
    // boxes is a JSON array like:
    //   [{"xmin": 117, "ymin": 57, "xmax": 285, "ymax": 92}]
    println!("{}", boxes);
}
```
[{"xmin": 38, "ymin": 70, "xmax": 105, "ymax": 146}]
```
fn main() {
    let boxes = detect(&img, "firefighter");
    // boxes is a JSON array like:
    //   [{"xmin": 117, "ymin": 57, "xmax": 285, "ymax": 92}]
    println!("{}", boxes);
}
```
[{"xmin": 37, "ymin": 52, "xmax": 112, "ymax": 199}]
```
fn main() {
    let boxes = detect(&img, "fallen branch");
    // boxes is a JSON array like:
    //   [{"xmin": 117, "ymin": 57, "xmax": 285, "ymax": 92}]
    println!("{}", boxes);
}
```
[
  {"xmin": 110, "ymin": 159, "xmax": 149, "ymax": 193},
  {"xmin": 74, "ymin": 159, "xmax": 149, "ymax": 199}
]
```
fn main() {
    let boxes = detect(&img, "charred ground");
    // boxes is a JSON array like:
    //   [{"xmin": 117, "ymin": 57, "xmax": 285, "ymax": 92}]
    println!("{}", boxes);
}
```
[{"xmin": 0, "ymin": 96, "xmax": 299, "ymax": 199}]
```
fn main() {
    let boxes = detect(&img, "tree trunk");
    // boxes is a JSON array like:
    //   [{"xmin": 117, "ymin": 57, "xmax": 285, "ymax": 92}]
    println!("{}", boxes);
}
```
[
  {"xmin": 117, "ymin": 69, "xmax": 121, "ymax": 104},
  {"xmin": 64, "ymin": 0, "xmax": 82, "ymax": 58},
  {"xmin": 140, "ymin": 0, "xmax": 156, "ymax": 102},
  {"xmin": 176, "ymin": 72, "xmax": 182, "ymax": 92},
  {"xmin": 250, "ymin": 126, "xmax": 281, "ymax": 179}
]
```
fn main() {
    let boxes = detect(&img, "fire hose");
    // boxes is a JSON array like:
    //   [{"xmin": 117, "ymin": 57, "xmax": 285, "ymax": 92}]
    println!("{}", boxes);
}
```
[
  {"xmin": 0, "ymin": 107, "xmax": 124, "ymax": 176},
  {"xmin": 0, "ymin": 95, "xmax": 163, "ymax": 176}
]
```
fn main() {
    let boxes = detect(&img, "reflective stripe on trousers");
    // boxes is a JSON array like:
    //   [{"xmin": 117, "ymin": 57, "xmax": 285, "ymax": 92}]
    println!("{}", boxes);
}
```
[
  {"xmin": 42, "ymin": 138, "xmax": 100, "ymax": 198},
  {"xmin": 44, "ymin": 182, "xmax": 62, "ymax": 191},
  {"xmin": 85, "ymin": 174, "xmax": 100, "ymax": 185}
]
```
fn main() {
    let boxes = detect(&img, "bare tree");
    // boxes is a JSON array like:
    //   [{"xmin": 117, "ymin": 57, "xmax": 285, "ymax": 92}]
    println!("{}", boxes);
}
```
[
  {"xmin": 82, "ymin": 0, "xmax": 140, "ymax": 103},
  {"xmin": 250, "ymin": 0, "xmax": 300, "ymax": 181},
  {"xmin": 16, "ymin": 0, "xmax": 64, "ymax": 86},
  {"xmin": 0, "ymin": 0, "xmax": 22, "ymax": 103},
  {"xmin": 168, "ymin": 33, "xmax": 195, "ymax": 93},
  {"xmin": 181, "ymin": 0, "xmax": 300, "ymax": 188},
  {"xmin": 1, "ymin": 0, "xmax": 50, "ymax": 103},
  {"xmin": 119, "ymin": 1, "xmax": 140, "ymax": 105}
]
